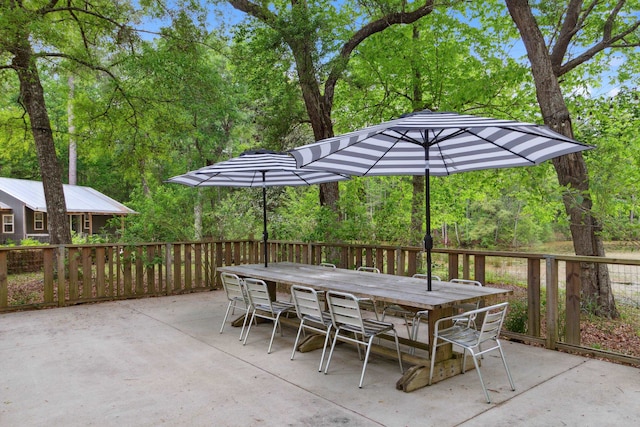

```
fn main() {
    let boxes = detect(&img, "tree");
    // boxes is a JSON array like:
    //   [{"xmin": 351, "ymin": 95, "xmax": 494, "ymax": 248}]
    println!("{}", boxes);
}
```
[
  {"xmin": 504, "ymin": 0, "xmax": 639, "ymax": 317},
  {"xmin": 1, "ymin": 0, "xmax": 72, "ymax": 243},
  {"xmin": 227, "ymin": 0, "xmax": 436, "ymax": 230},
  {"xmin": 0, "ymin": 0, "xmax": 151, "ymax": 244}
]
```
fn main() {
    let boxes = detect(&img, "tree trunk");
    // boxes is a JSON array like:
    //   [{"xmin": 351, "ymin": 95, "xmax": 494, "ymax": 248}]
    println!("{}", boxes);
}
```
[
  {"xmin": 409, "ymin": 25, "xmax": 426, "ymax": 246},
  {"xmin": 411, "ymin": 176, "xmax": 425, "ymax": 244},
  {"xmin": 506, "ymin": 0, "xmax": 617, "ymax": 318},
  {"xmin": 12, "ymin": 40, "xmax": 71, "ymax": 245},
  {"xmin": 194, "ymin": 188, "xmax": 203, "ymax": 241},
  {"xmin": 68, "ymin": 75, "xmax": 77, "ymax": 185}
]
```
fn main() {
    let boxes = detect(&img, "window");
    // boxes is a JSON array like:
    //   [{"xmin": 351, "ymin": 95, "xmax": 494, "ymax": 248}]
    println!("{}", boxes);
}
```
[
  {"xmin": 84, "ymin": 214, "xmax": 90, "ymax": 230},
  {"xmin": 34, "ymin": 211, "xmax": 44, "ymax": 230},
  {"xmin": 2, "ymin": 214, "xmax": 14, "ymax": 233}
]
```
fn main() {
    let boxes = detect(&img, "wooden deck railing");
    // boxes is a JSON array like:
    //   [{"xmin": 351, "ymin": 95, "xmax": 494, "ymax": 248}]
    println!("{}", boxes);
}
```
[{"xmin": 1, "ymin": 239, "xmax": 639, "ymax": 365}]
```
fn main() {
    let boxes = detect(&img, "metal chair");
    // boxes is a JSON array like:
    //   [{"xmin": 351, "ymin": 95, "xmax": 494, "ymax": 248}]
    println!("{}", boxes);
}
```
[
  {"xmin": 219, "ymin": 272, "xmax": 251, "ymax": 340},
  {"xmin": 381, "ymin": 273, "xmax": 439, "ymax": 338},
  {"xmin": 290, "ymin": 285, "xmax": 332, "ymax": 371},
  {"xmin": 450, "ymin": 278, "xmax": 483, "ymax": 327},
  {"xmin": 411, "ymin": 277, "xmax": 482, "ymax": 344},
  {"xmin": 242, "ymin": 278, "xmax": 296, "ymax": 353},
  {"xmin": 355, "ymin": 266, "xmax": 380, "ymax": 320},
  {"xmin": 324, "ymin": 291, "xmax": 404, "ymax": 388},
  {"xmin": 428, "ymin": 302, "xmax": 515, "ymax": 403}
]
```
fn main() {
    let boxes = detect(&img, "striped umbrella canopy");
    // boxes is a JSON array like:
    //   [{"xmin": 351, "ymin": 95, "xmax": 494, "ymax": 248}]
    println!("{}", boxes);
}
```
[
  {"xmin": 290, "ymin": 110, "xmax": 594, "ymax": 289},
  {"xmin": 168, "ymin": 149, "xmax": 348, "ymax": 267}
]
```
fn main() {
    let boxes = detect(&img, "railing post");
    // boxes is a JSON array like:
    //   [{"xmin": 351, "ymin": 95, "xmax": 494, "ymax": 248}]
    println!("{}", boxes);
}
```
[
  {"xmin": 448, "ymin": 253, "xmax": 458, "ymax": 280},
  {"xmin": 565, "ymin": 261, "xmax": 581, "ymax": 345},
  {"xmin": 545, "ymin": 255, "xmax": 559, "ymax": 350},
  {"xmin": 43, "ymin": 247, "xmax": 54, "ymax": 303},
  {"xmin": 474, "ymin": 255, "xmax": 486, "ymax": 285},
  {"xmin": 0, "ymin": 250, "xmax": 8, "ymax": 308},
  {"xmin": 462, "ymin": 253, "xmax": 470, "ymax": 279},
  {"xmin": 57, "ymin": 246, "xmax": 66, "ymax": 307},
  {"xmin": 527, "ymin": 258, "xmax": 541, "ymax": 337},
  {"xmin": 165, "ymin": 243, "xmax": 173, "ymax": 295}
]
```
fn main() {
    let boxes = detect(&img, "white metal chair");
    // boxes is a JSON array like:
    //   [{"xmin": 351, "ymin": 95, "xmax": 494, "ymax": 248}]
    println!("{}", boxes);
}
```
[
  {"xmin": 242, "ymin": 277, "xmax": 296, "ymax": 353},
  {"xmin": 428, "ymin": 302, "xmax": 515, "ymax": 403},
  {"xmin": 381, "ymin": 273, "xmax": 440, "ymax": 338},
  {"xmin": 290, "ymin": 285, "xmax": 333, "ymax": 371},
  {"xmin": 219, "ymin": 272, "xmax": 251, "ymax": 340},
  {"xmin": 411, "ymin": 277, "xmax": 482, "ymax": 344},
  {"xmin": 324, "ymin": 291, "xmax": 404, "ymax": 388},
  {"xmin": 355, "ymin": 266, "xmax": 380, "ymax": 320},
  {"xmin": 450, "ymin": 278, "xmax": 484, "ymax": 327}
]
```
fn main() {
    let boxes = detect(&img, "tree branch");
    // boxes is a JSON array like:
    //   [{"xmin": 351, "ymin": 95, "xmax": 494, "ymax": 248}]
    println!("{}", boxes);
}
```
[
  {"xmin": 228, "ymin": 0, "xmax": 278, "ymax": 27},
  {"xmin": 325, "ymin": 1, "xmax": 435, "ymax": 106},
  {"xmin": 558, "ymin": 18, "xmax": 640, "ymax": 76},
  {"xmin": 549, "ymin": 0, "xmax": 592, "ymax": 71}
]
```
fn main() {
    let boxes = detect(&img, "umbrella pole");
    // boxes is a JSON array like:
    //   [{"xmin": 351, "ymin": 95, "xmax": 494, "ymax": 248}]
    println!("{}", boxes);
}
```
[
  {"xmin": 424, "ymin": 146, "xmax": 432, "ymax": 291},
  {"xmin": 262, "ymin": 173, "xmax": 268, "ymax": 267}
]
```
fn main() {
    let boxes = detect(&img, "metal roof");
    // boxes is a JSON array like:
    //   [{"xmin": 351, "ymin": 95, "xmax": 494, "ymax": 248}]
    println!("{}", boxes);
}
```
[{"xmin": 0, "ymin": 177, "xmax": 136, "ymax": 215}]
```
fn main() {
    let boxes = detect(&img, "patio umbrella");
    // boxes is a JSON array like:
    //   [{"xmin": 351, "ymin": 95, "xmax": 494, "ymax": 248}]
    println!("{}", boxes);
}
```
[
  {"xmin": 290, "ymin": 110, "xmax": 594, "ymax": 290},
  {"xmin": 167, "ymin": 149, "xmax": 348, "ymax": 267}
]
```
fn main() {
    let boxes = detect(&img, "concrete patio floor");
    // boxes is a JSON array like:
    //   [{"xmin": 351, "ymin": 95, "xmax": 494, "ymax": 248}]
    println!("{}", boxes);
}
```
[{"xmin": 1, "ymin": 289, "xmax": 639, "ymax": 426}]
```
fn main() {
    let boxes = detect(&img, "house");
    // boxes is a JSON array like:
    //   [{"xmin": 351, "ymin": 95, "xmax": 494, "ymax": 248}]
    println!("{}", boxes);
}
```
[{"xmin": 0, "ymin": 177, "xmax": 136, "ymax": 244}]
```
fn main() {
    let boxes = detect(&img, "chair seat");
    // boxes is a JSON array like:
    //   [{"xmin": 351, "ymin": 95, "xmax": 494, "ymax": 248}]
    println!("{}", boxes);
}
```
[
  {"xmin": 255, "ymin": 301, "xmax": 295, "ymax": 313},
  {"xmin": 339, "ymin": 318, "xmax": 395, "ymax": 337},
  {"xmin": 301, "ymin": 311, "xmax": 333, "ymax": 326}
]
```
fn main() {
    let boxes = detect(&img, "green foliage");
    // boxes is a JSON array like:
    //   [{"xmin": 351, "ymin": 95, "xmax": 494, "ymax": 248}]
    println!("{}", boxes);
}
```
[
  {"xmin": 505, "ymin": 298, "xmax": 528, "ymax": 334},
  {"xmin": 0, "ymin": 1, "xmax": 637, "ymax": 253},
  {"xmin": 19, "ymin": 238, "xmax": 45, "ymax": 247},
  {"xmin": 119, "ymin": 185, "xmax": 197, "ymax": 242}
]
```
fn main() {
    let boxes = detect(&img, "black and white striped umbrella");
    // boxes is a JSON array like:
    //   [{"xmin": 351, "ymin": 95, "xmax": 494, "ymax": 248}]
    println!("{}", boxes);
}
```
[
  {"xmin": 168, "ymin": 149, "xmax": 348, "ymax": 266},
  {"xmin": 290, "ymin": 110, "xmax": 594, "ymax": 289}
]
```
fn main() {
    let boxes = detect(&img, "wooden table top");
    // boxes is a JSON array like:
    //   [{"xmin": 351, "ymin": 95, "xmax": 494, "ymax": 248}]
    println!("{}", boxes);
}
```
[{"xmin": 218, "ymin": 262, "xmax": 511, "ymax": 310}]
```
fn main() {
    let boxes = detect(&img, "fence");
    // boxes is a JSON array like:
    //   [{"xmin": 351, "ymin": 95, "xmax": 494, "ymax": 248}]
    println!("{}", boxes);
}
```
[{"xmin": 1, "ymin": 239, "xmax": 639, "ymax": 366}]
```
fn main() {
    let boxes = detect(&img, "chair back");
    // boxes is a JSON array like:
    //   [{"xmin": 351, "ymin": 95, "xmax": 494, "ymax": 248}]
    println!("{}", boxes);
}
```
[
  {"xmin": 477, "ymin": 302, "xmax": 509, "ymax": 344},
  {"xmin": 243, "ymin": 278, "xmax": 273, "ymax": 310},
  {"xmin": 450, "ymin": 278, "xmax": 483, "ymax": 287},
  {"xmin": 326, "ymin": 291, "xmax": 365, "ymax": 333},
  {"xmin": 221, "ymin": 272, "xmax": 245, "ymax": 301},
  {"xmin": 291, "ymin": 286, "xmax": 324, "ymax": 320},
  {"xmin": 320, "ymin": 262, "xmax": 337, "ymax": 269},
  {"xmin": 357, "ymin": 266, "xmax": 380, "ymax": 274}
]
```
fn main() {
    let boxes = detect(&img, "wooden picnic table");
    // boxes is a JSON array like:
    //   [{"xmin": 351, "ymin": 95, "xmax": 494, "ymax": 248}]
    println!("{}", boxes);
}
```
[{"xmin": 217, "ymin": 262, "xmax": 512, "ymax": 392}]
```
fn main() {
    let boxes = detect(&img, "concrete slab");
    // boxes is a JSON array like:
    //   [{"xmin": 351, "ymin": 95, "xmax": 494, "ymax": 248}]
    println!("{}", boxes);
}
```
[{"xmin": 1, "ymin": 290, "xmax": 638, "ymax": 426}]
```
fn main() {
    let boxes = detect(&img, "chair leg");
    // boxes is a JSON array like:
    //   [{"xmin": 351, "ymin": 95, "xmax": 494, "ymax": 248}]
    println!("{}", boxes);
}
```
[
  {"xmin": 498, "ymin": 343, "xmax": 516, "ymax": 391},
  {"xmin": 470, "ymin": 350, "xmax": 492, "ymax": 404},
  {"xmin": 291, "ymin": 321, "xmax": 305, "ymax": 360},
  {"xmin": 324, "ymin": 330, "xmax": 340, "ymax": 375},
  {"xmin": 318, "ymin": 326, "xmax": 332, "ymax": 372},
  {"xmin": 267, "ymin": 313, "xmax": 282, "ymax": 354},
  {"xmin": 242, "ymin": 310, "xmax": 257, "ymax": 346},
  {"xmin": 393, "ymin": 331, "xmax": 404, "ymax": 374},
  {"xmin": 428, "ymin": 337, "xmax": 439, "ymax": 385},
  {"xmin": 220, "ymin": 301, "xmax": 233, "ymax": 334},
  {"xmin": 358, "ymin": 335, "xmax": 376, "ymax": 388},
  {"xmin": 239, "ymin": 311, "xmax": 256, "ymax": 341}
]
